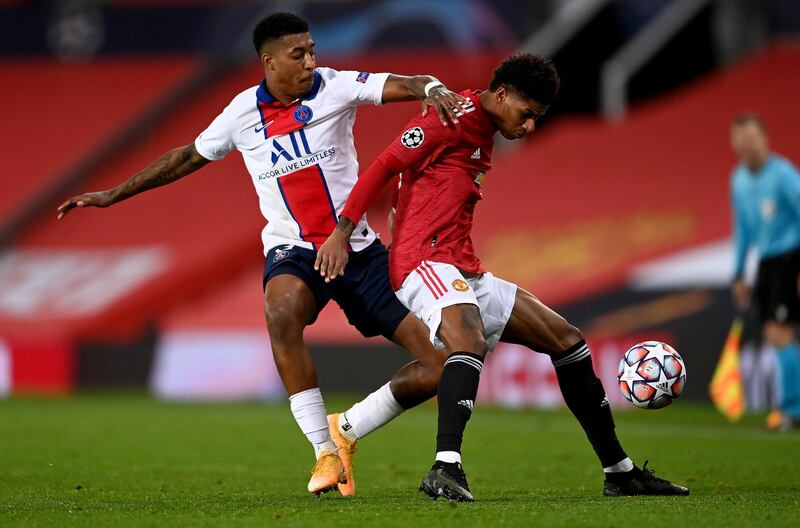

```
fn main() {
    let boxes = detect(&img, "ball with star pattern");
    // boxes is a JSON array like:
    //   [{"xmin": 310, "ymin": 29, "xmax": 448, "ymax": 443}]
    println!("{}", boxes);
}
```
[{"xmin": 617, "ymin": 341, "xmax": 686, "ymax": 409}]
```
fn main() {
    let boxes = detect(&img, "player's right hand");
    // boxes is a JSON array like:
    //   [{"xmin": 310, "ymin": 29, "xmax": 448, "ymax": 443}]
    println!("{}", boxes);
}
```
[
  {"xmin": 57, "ymin": 191, "xmax": 116, "ymax": 219},
  {"xmin": 314, "ymin": 231, "xmax": 349, "ymax": 283}
]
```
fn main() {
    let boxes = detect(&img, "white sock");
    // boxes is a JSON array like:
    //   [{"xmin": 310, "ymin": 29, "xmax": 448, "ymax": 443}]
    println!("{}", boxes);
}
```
[
  {"xmin": 340, "ymin": 382, "xmax": 403, "ymax": 441},
  {"xmin": 603, "ymin": 457, "xmax": 634, "ymax": 473},
  {"xmin": 289, "ymin": 388, "xmax": 337, "ymax": 459},
  {"xmin": 435, "ymin": 451, "xmax": 461, "ymax": 464}
]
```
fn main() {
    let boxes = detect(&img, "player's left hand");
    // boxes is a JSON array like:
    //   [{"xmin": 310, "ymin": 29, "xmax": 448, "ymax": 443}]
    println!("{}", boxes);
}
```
[
  {"xmin": 314, "ymin": 231, "xmax": 349, "ymax": 283},
  {"xmin": 421, "ymin": 87, "xmax": 468, "ymax": 126}
]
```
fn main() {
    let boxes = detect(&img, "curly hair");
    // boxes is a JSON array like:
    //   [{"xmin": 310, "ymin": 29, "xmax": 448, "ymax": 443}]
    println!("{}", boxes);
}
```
[
  {"xmin": 489, "ymin": 53, "xmax": 560, "ymax": 106},
  {"xmin": 253, "ymin": 12, "xmax": 310, "ymax": 54}
]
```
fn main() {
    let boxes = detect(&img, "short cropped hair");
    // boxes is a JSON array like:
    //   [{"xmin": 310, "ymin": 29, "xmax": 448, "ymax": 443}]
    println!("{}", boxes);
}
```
[
  {"xmin": 732, "ymin": 112, "xmax": 767, "ymax": 133},
  {"xmin": 489, "ymin": 53, "xmax": 560, "ymax": 106},
  {"xmin": 253, "ymin": 12, "xmax": 310, "ymax": 54}
]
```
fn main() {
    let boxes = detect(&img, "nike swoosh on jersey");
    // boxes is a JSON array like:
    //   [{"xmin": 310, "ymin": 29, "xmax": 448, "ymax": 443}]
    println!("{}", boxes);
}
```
[{"xmin": 254, "ymin": 120, "xmax": 274, "ymax": 133}]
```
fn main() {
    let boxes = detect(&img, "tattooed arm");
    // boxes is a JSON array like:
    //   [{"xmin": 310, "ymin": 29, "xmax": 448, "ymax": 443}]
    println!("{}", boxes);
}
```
[{"xmin": 57, "ymin": 143, "xmax": 210, "ymax": 219}]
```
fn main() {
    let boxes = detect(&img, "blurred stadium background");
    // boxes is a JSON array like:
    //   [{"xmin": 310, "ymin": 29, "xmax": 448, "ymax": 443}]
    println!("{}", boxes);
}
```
[{"xmin": 1, "ymin": 0, "xmax": 799, "ymax": 414}]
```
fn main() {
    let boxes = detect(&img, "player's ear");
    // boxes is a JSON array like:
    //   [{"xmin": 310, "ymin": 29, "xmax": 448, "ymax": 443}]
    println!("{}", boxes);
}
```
[
  {"xmin": 262, "ymin": 49, "xmax": 278, "ymax": 70},
  {"xmin": 495, "ymin": 86, "xmax": 507, "ymax": 104}
]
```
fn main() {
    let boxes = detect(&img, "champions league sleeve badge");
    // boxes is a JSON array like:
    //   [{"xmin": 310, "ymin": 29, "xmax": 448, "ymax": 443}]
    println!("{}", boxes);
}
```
[
  {"xmin": 293, "ymin": 104, "xmax": 313, "ymax": 124},
  {"xmin": 401, "ymin": 127, "xmax": 425, "ymax": 149}
]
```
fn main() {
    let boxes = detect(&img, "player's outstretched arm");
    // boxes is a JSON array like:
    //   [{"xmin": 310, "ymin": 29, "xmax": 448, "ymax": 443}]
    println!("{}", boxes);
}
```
[
  {"xmin": 315, "ymin": 153, "xmax": 407, "ymax": 282},
  {"xmin": 382, "ymin": 75, "xmax": 467, "ymax": 126},
  {"xmin": 57, "ymin": 143, "xmax": 210, "ymax": 219}
]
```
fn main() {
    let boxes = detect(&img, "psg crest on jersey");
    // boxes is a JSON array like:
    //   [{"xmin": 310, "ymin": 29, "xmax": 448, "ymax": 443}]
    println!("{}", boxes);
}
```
[
  {"xmin": 293, "ymin": 104, "xmax": 313, "ymax": 124},
  {"xmin": 401, "ymin": 127, "xmax": 424, "ymax": 149}
]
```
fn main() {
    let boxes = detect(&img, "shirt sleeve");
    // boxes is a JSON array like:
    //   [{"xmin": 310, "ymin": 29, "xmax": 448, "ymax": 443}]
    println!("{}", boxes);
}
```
[
  {"xmin": 340, "ymin": 113, "xmax": 458, "ymax": 224},
  {"xmin": 731, "ymin": 176, "xmax": 750, "ymax": 279},
  {"xmin": 339, "ymin": 154, "xmax": 402, "ymax": 224},
  {"xmin": 778, "ymin": 159, "xmax": 800, "ymax": 222},
  {"xmin": 194, "ymin": 102, "xmax": 236, "ymax": 161},
  {"xmin": 326, "ymin": 69, "xmax": 390, "ymax": 106}
]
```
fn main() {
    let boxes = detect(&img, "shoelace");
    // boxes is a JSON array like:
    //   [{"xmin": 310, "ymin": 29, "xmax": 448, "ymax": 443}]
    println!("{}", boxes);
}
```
[{"xmin": 640, "ymin": 460, "xmax": 669, "ymax": 484}]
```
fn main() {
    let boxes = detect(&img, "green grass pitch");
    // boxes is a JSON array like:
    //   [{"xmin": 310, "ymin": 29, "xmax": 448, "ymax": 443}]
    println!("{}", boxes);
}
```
[{"xmin": 1, "ymin": 394, "xmax": 798, "ymax": 527}]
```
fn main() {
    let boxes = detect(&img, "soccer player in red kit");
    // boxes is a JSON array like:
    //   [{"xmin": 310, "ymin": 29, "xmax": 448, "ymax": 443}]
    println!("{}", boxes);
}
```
[{"xmin": 316, "ymin": 54, "xmax": 689, "ymax": 501}]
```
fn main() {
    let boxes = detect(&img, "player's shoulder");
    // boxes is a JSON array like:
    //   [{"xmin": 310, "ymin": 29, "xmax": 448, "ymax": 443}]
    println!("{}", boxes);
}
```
[
  {"xmin": 314, "ymin": 66, "xmax": 339, "ymax": 81},
  {"xmin": 312, "ymin": 67, "xmax": 354, "ymax": 98},
  {"xmin": 399, "ymin": 111, "xmax": 459, "ymax": 148},
  {"xmin": 315, "ymin": 66, "xmax": 379, "ymax": 90},
  {"xmin": 770, "ymin": 154, "xmax": 800, "ymax": 176}
]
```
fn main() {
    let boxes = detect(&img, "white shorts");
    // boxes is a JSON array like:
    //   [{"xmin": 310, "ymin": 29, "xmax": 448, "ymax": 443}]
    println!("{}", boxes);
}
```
[{"xmin": 395, "ymin": 261, "xmax": 518, "ymax": 351}]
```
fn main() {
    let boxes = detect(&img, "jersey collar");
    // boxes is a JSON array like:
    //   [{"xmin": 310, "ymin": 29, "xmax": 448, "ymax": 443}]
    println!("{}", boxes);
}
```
[{"xmin": 257, "ymin": 70, "xmax": 323, "ymax": 105}]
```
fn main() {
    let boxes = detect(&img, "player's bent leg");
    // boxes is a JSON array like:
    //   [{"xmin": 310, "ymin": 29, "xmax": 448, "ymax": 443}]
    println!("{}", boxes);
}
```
[
  {"xmin": 326, "ymin": 253, "xmax": 448, "ymax": 495},
  {"xmin": 330, "ymin": 322, "xmax": 452, "ymax": 497},
  {"xmin": 390, "ymin": 313, "xmax": 446, "ymax": 407},
  {"xmin": 329, "ymin": 314, "xmax": 445, "ymax": 495},
  {"xmin": 419, "ymin": 304, "xmax": 486, "ymax": 502},
  {"xmin": 264, "ymin": 275, "xmax": 344, "ymax": 494},
  {"xmin": 330, "ymin": 357, "xmax": 441, "ymax": 496},
  {"xmin": 500, "ymin": 288, "xmax": 582, "ymax": 354},
  {"xmin": 501, "ymin": 288, "xmax": 688, "ymax": 496}
]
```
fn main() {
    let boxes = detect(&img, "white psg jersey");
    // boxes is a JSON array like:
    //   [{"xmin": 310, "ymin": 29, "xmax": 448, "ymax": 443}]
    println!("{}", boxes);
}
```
[{"xmin": 195, "ymin": 67, "xmax": 389, "ymax": 254}]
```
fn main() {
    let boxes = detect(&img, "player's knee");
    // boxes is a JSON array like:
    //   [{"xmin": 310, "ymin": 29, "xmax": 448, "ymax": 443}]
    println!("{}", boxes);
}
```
[
  {"xmin": 417, "ymin": 364, "xmax": 442, "ymax": 395},
  {"xmin": 438, "ymin": 308, "xmax": 488, "ymax": 356},
  {"xmin": 264, "ymin": 295, "xmax": 307, "ymax": 344},
  {"xmin": 553, "ymin": 322, "xmax": 584, "ymax": 355}
]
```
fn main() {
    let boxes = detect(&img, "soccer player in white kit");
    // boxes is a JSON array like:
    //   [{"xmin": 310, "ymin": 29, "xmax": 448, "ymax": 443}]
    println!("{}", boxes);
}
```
[{"xmin": 58, "ymin": 12, "xmax": 467, "ymax": 496}]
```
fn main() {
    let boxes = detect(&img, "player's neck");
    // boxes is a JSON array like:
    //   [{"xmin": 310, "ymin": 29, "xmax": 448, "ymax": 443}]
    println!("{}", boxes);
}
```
[
  {"xmin": 746, "ymin": 152, "xmax": 770, "ymax": 173},
  {"xmin": 478, "ymin": 91, "xmax": 501, "ymax": 131},
  {"xmin": 263, "ymin": 77, "xmax": 300, "ymax": 106}
]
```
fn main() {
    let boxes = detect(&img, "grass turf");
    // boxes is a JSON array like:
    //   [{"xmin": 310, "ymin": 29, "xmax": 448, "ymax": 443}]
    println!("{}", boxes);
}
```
[{"xmin": 1, "ymin": 394, "xmax": 798, "ymax": 527}]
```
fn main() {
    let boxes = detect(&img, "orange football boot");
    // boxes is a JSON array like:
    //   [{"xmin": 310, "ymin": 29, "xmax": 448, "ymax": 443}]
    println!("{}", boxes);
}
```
[
  {"xmin": 328, "ymin": 414, "xmax": 358, "ymax": 496},
  {"xmin": 307, "ymin": 451, "xmax": 346, "ymax": 495}
]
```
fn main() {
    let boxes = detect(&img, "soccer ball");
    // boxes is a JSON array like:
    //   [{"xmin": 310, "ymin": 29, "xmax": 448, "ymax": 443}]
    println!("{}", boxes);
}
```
[{"xmin": 617, "ymin": 341, "xmax": 686, "ymax": 409}]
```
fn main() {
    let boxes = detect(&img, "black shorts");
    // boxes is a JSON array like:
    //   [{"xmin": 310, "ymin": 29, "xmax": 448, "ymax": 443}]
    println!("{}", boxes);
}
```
[
  {"xmin": 755, "ymin": 247, "xmax": 800, "ymax": 323},
  {"xmin": 262, "ymin": 240, "xmax": 409, "ymax": 340}
]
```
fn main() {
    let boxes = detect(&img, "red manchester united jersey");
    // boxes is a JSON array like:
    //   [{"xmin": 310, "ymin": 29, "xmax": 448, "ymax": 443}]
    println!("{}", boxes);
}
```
[{"xmin": 341, "ymin": 89, "xmax": 496, "ymax": 289}]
